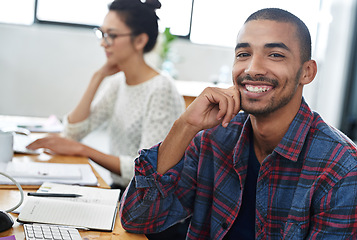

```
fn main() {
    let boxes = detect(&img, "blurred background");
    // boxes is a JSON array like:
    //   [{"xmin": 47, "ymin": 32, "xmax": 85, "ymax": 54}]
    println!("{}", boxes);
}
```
[{"xmin": 1, "ymin": 0, "xmax": 357, "ymax": 144}]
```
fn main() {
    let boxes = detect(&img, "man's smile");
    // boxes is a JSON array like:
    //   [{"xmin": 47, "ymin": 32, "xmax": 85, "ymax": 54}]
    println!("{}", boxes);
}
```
[
  {"xmin": 245, "ymin": 84, "xmax": 272, "ymax": 93},
  {"xmin": 237, "ymin": 77, "xmax": 278, "ymax": 98}
]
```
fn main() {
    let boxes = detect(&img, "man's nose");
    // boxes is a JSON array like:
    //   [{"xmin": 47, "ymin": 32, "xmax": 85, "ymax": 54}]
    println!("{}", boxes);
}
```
[{"xmin": 244, "ymin": 55, "xmax": 267, "ymax": 77}]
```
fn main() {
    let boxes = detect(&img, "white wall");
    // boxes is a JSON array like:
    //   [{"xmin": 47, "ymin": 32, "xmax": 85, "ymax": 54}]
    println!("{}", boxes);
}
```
[
  {"xmin": 0, "ymin": 23, "xmax": 233, "ymax": 118},
  {"xmin": 0, "ymin": 0, "xmax": 356, "ymax": 130},
  {"xmin": 0, "ymin": 24, "xmax": 104, "ymax": 117}
]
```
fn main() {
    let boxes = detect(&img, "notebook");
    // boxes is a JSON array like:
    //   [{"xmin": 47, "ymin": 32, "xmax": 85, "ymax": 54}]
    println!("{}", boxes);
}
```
[{"xmin": 18, "ymin": 182, "xmax": 121, "ymax": 231}]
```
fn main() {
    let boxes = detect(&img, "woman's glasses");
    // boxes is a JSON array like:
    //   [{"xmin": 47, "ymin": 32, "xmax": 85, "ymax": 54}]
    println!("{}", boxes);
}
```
[{"xmin": 93, "ymin": 28, "xmax": 132, "ymax": 46}]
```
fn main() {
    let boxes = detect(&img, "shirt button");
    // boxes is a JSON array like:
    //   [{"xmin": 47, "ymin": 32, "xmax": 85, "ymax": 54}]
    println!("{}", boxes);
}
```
[{"xmin": 222, "ymin": 222, "xmax": 228, "ymax": 229}]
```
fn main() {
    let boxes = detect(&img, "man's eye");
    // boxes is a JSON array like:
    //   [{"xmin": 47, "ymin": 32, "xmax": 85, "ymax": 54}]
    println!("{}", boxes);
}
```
[
  {"xmin": 269, "ymin": 53, "xmax": 285, "ymax": 58},
  {"xmin": 236, "ymin": 53, "xmax": 250, "ymax": 58}
]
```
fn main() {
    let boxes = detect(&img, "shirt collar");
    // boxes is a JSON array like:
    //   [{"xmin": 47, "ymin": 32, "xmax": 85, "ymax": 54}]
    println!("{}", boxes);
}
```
[
  {"xmin": 233, "ymin": 98, "xmax": 314, "ymax": 164},
  {"xmin": 274, "ymin": 98, "xmax": 314, "ymax": 162},
  {"xmin": 233, "ymin": 115, "xmax": 252, "ymax": 166}
]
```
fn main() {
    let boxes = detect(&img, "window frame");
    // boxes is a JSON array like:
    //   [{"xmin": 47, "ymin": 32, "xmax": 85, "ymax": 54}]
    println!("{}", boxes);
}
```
[
  {"xmin": 32, "ymin": 0, "xmax": 195, "ymax": 35},
  {"xmin": 33, "ymin": 0, "xmax": 106, "ymax": 29},
  {"xmin": 2, "ymin": 0, "xmax": 321, "ymax": 48}
]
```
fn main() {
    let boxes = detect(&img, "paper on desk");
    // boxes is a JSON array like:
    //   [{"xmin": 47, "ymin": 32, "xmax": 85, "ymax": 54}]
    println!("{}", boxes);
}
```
[
  {"xmin": 18, "ymin": 182, "xmax": 120, "ymax": 231},
  {"xmin": 37, "ymin": 182, "xmax": 118, "ymax": 205},
  {"xmin": 0, "ymin": 163, "xmax": 98, "ymax": 186},
  {"xmin": 18, "ymin": 115, "xmax": 63, "ymax": 133},
  {"xmin": 0, "ymin": 115, "xmax": 63, "ymax": 133}
]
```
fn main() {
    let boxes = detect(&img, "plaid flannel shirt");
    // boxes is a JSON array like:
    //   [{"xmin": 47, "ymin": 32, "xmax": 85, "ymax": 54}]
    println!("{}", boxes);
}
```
[{"xmin": 120, "ymin": 98, "xmax": 357, "ymax": 239}]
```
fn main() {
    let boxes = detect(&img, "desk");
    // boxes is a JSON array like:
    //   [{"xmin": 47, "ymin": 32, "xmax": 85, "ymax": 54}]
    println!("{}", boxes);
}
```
[{"xmin": 0, "ymin": 154, "xmax": 147, "ymax": 240}]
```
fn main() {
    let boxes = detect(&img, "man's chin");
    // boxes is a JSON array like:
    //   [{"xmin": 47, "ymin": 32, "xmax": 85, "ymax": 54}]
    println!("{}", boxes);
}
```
[{"xmin": 241, "ymin": 104, "xmax": 273, "ymax": 116}]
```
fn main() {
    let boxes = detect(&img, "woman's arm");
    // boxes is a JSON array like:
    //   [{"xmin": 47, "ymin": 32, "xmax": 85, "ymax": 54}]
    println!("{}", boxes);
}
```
[{"xmin": 68, "ymin": 62, "xmax": 121, "ymax": 123}]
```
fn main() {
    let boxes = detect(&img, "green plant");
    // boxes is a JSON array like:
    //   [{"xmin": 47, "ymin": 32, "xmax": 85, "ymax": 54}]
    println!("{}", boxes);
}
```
[{"xmin": 160, "ymin": 27, "xmax": 177, "ymax": 62}]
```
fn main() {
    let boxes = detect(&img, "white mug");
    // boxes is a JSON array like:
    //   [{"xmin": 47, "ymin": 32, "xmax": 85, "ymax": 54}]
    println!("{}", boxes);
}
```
[{"xmin": 0, "ymin": 131, "xmax": 14, "ymax": 162}]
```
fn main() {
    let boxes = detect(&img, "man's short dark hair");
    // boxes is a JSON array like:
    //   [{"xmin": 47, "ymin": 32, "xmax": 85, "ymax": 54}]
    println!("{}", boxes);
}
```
[{"xmin": 245, "ymin": 8, "xmax": 312, "ymax": 63}]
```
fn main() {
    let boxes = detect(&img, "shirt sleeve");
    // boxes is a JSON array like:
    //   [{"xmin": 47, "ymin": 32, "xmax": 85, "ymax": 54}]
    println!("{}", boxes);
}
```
[
  {"xmin": 119, "ymin": 137, "xmax": 200, "ymax": 234},
  {"xmin": 62, "ymin": 76, "xmax": 120, "ymax": 141},
  {"xmin": 113, "ymin": 154, "xmax": 136, "ymax": 187}
]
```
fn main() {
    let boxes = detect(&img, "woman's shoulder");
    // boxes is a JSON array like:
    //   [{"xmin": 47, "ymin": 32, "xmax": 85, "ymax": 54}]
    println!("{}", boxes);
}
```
[
  {"xmin": 138, "ymin": 72, "xmax": 175, "ymax": 91},
  {"xmin": 151, "ymin": 72, "xmax": 175, "ymax": 84}
]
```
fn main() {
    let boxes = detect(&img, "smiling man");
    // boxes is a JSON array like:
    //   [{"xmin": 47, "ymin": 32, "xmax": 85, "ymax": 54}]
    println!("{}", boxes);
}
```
[{"xmin": 119, "ymin": 8, "xmax": 357, "ymax": 240}]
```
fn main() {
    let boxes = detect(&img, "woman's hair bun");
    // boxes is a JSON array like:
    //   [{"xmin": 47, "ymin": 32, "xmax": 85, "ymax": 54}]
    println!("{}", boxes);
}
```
[{"xmin": 144, "ymin": 0, "xmax": 161, "ymax": 10}]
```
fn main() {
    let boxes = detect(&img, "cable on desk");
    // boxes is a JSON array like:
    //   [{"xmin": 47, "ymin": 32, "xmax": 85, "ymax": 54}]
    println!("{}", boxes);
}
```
[{"xmin": 0, "ymin": 171, "xmax": 24, "ymax": 212}]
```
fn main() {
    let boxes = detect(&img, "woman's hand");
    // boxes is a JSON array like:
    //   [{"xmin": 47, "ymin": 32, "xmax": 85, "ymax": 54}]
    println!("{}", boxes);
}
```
[
  {"xmin": 97, "ymin": 61, "xmax": 122, "ymax": 79},
  {"xmin": 67, "ymin": 60, "xmax": 121, "ymax": 124},
  {"xmin": 26, "ymin": 134, "xmax": 85, "ymax": 156}
]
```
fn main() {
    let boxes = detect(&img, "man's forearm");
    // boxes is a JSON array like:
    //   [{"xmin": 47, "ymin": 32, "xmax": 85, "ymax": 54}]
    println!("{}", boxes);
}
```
[{"xmin": 157, "ymin": 118, "xmax": 200, "ymax": 174}]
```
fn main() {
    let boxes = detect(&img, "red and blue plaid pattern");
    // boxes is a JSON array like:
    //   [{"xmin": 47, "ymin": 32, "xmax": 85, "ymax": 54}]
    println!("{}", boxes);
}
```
[{"xmin": 120, "ymin": 99, "xmax": 357, "ymax": 239}]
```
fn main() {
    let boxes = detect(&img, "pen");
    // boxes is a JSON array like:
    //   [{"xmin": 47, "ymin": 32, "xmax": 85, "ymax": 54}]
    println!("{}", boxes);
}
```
[
  {"xmin": 17, "ymin": 124, "xmax": 42, "ymax": 129},
  {"xmin": 28, "ymin": 192, "xmax": 82, "ymax": 198}
]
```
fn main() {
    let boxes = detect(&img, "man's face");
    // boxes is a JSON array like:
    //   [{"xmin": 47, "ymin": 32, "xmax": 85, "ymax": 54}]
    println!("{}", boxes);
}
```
[{"xmin": 232, "ymin": 20, "xmax": 304, "ymax": 116}]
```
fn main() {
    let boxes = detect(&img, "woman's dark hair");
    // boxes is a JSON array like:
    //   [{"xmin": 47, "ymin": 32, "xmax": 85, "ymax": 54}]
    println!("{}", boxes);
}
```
[
  {"xmin": 109, "ymin": 0, "xmax": 161, "ymax": 53},
  {"xmin": 245, "ymin": 8, "xmax": 311, "ymax": 64}
]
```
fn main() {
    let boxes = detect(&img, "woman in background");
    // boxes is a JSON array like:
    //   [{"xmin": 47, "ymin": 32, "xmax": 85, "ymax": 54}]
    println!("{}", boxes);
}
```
[{"xmin": 27, "ymin": 0, "xmax": 185, "ymax": 191}]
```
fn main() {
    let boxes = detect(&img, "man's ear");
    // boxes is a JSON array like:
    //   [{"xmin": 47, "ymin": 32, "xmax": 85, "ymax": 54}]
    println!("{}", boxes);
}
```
[
  {"xmin": 134, "ymin": 33, "xmax": 149, "ymax": 51},
  {"xmin": 300, "ymin": 60, "xmax": 317, "ymax": 85}
]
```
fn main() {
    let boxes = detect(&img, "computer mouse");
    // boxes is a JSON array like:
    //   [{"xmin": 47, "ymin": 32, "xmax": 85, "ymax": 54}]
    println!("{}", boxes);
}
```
[{"xmin": 0, "ymin": 210, "xmax": 14, "ymax": 232}]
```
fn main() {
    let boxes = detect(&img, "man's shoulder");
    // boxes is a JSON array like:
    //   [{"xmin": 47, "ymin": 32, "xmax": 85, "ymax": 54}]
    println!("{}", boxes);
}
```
[
  {"xmin": 308, "ymin": 112, "xmax": 357, "ymax": 173},
  {"xmin": 311, "ymin": 112, "xmax": 357, "ymax": 153}
]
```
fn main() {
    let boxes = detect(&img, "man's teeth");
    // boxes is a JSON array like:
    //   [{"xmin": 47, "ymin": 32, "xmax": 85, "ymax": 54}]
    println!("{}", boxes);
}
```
[{"xmin": 246, "ymin": 85, "xmax": 269, "ymax": 93}]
